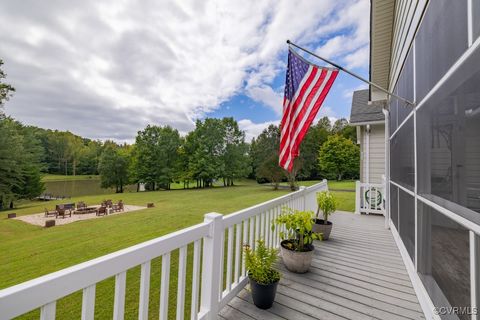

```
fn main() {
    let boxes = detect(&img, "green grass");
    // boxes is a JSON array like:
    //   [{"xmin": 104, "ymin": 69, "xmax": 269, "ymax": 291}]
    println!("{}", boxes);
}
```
[
  {"xmin": 41, "ymin": 174, "xmax": 100, "ymax": 182},
  {"xmin": 1, "ymin": 179, "xmax": 354, "ymax": 319},
  {"xmin": 1, "ymin": 180, "xmax": 292, "ymax": 319},
  {"xmin": 330, "ymin": 191, "xmax": 355, "ymax": 212},
  {"xmin": 327, "ymin": 180, "xmax": 355, "ymax": 191}
]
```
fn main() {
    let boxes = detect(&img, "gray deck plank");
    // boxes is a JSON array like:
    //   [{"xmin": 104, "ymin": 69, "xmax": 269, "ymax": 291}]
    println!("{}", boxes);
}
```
[{"xmin": 221, "ymin": 212, "xmax": 425, "ymax": 320}]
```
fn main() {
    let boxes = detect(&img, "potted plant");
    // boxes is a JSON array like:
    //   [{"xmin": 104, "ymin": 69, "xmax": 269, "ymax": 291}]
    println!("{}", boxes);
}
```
[
  {"xmin": 313, "ymin": 191, "xmax": 337, "ymax": 240},
  {"xmin": 273, "ymin": 208, "xmax": 321, "ymax": 273},
  {"xmin": 244, "ymin": 239, "xmax": 281, "ymax": 309}
]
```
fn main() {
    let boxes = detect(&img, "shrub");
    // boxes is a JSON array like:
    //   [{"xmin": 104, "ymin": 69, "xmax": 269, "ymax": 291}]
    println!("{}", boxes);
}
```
[
  {"xmin": 273, "ymin": 208, "xmax": 322, "ymax": 252},
  {"xmin": 244, "ymin": 239, "xmax": 280, "ymax": 285},
  {"xmin": 316, "ymin": 191, "xmax": 337, "ymax": 223}
]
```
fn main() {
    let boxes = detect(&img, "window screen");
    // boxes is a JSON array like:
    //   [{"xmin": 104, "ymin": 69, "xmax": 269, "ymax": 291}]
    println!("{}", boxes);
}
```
[
  {"xmin": 390, "ymin": 183, "xmax": 399, "ymax": 229},
  {"xmin": 415, "ymin": 0, "xmax": 468, "ymax": 102},
  {"xmin": 474, "ymin": 0, "xmax": 480, "ymax": 40},
  {"xmin": 399, "ymin": 190, "xmax": 415, "ymax": 262},
  {"xmin": 390, "ymin": 117, "xmax": 415, "ymax": 190},
  {"xmin": 396, "ymin": 49, "xmax": 414, "ymax": 125},
  {"xmin": 417, "ymin": 44, "xmax": 480, "ymax": 212},
  {"xmin": 417, "ymin": 201, "xmax": 470, "ymax": 319}
]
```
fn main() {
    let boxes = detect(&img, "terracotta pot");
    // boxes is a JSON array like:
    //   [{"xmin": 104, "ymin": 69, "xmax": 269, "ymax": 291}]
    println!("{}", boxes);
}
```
[
  {"xmin": 312, "ymin": 219, "xmax": 333, "ymax": 240},
  {"xmin": 280, "ymin": 240, "xmax": 314, "ymax": 273}
]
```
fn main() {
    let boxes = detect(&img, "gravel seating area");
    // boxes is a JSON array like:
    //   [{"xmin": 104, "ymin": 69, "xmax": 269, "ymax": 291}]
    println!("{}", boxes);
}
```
[{"xmin": 15, "ymin": 205, "xmax": 147, "ymax": 226}]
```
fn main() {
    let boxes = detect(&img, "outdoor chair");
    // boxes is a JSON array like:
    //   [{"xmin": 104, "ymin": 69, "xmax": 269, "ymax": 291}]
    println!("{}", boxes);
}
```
[
  {"xmin": 77, "ymin": 202, "xmax": 87, "ymax": 210},
  {"xmin": 113, "ymin": 201, "xmax": 124, "ymax": 212},
  {"xmin": 44, "ymin": 208, "xmax": 56, "ymax": 217},
  {"xmin": 96, "ymin": 206, "xmax": 107, "ymax": 216},
  {"xmin": 56, "ymin": 208, "xmax": 72, "ymax": 219}
]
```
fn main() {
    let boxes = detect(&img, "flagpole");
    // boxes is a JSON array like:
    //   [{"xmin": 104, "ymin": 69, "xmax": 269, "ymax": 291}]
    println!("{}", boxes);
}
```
[{"xmin": 286, "ymin": 40, "xmax": 415, "ymax": 106}]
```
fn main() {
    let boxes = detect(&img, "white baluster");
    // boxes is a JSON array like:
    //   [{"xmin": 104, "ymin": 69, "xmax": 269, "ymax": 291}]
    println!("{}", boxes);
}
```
[
  {"xmin": 81, "ymin": 285, "xmax": 96, "ymax": 320},
  {"xmin": 176, "ymin": 246, "xmax": 187, "ymax": 320},
  {"xmin": 113, "ymin": 271, "xmax": 126, "ymax": 320},
  {"xmin": 159, "ymin": 253, "xmax": 170, "ymax": 320},
  {"xmin": 226, "ymin": 226, "xmax": 233, "ymax": 291},
  {"xmin": 40, "ymin": 301, "xmax": 56, "ymax": 320},
  {"xmin": 138, "ymin": 261, "xmax": 151, "ymax": 320},
  {"xmin": 191, "ymin": 240, "xmax": 201, "ymax": 320},
  {"xmin": 234, "ymin": 223, "xmax": 241, "ymax": 283},
  {"xmin": 242, "ymin": 219, "xmax": 248, "ymax": 276}
]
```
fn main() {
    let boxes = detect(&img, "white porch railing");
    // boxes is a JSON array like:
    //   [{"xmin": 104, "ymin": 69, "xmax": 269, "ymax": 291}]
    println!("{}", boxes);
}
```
[
  {"xmin": 0, "ymin": 181, "xmax": 327, "ymax": 320},
  {"xmin": 355, "ymin": 180, "xmax": 386, "ymax": 215}
]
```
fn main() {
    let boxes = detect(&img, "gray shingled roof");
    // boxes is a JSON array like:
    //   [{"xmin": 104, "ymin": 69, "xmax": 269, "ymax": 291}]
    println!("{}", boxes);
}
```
[{"xmin": 349, "ymin": 89, "xmax": 385, "ymax": 123}]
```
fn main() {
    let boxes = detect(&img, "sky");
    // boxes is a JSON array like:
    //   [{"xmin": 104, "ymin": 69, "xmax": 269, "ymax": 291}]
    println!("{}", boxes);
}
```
[{"xmin": 0, "ymin": 0, "xmax": 369, "ymax": 143}]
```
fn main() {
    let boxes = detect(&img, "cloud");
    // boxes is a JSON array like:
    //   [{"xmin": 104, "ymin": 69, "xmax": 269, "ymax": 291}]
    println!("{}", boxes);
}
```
[
  {"xmin": 245, "ymin": 85, "xmax": 283, "ymax": 115},
  {"xmin": 238, "ymin": 119, "xmax": 279, "ymax": 141},
  {"xmin": 0, "ymin": 0, "xmax": 368, "ymax": 141},
  {"xmin": 342, "ymin": 84, "xmax": 368, "ymax": 100},
  {"xmin": 313, "ymin": 0, "xmax": 369, "ymax": 69}
]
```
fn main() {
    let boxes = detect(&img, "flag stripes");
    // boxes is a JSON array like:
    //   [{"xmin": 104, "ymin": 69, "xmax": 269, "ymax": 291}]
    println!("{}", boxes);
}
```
[{"xmin": 279, "ymin": 49, "xmax": 338, "ymax": 172}]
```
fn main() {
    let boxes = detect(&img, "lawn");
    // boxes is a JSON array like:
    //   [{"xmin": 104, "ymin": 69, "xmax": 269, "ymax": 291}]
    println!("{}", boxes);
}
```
[
  {"xmin": 1, "ymin": 180, "xmax": 293, "ymax": 319},
  {"xmin": 1, "ymin": 179, "xmax": 354, "ymax": 319},
  {"xmin": 289, "ymin": 180, "xmax": 356, "ymax": 212}
]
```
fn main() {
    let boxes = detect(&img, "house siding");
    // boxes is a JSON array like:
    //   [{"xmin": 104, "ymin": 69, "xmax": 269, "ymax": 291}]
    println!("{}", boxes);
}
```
[{"xmin": 359, "ymin": 124, "xmax": 385, "ymax": 184}]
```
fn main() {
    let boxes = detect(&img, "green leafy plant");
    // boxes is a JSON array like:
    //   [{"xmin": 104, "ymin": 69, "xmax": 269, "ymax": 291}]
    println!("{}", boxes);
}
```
[
  {"xmin": 273, "ymin": 208, "xmax": 322, "ymax": 252},
  {"xmin": 316, "ymin": 191, "xmax": 337, "ymax": 223},
  {"xmin": 244, "ymin": 239, "xmax": 280, "ymax": 285}
]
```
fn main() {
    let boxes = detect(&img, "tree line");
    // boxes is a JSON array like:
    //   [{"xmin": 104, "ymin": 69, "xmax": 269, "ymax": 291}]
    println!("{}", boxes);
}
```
[{"xmin": 0, "ymin": 59, "xmax": 359, "ymax": 208}]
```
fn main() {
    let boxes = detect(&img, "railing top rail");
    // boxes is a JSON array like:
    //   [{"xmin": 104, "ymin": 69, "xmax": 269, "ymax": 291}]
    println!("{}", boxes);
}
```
[
  {"xmin": 223, "ymin": 180, "xmax": 328, "ymax": 227},
  {"xmin": 0, "ymin": 222, "xmax": 210, "ymax": 320}
]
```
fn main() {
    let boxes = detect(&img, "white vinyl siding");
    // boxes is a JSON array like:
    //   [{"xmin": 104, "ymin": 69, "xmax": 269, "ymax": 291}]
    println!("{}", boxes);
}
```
[{"xmin": 359, "ymin": 124, "xmax": 385, "ymax": 184}]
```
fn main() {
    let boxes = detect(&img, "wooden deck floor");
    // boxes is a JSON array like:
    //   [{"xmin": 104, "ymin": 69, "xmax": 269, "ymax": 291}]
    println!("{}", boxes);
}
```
[{"xmin": 219, "ymin": 212, "xmax": 425, "ymax": 320}]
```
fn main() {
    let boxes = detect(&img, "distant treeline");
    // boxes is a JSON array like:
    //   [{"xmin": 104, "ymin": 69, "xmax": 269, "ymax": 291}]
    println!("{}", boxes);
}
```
[{"xmin": 0, "ymin": 59, "xmax": 359, "ymax": 208}]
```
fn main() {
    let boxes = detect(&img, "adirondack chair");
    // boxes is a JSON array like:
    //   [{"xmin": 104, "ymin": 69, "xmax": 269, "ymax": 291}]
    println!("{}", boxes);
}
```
[
  {"xmin": 113, "ymin": 201, "xmax": 124, "ymax": 212},
  {"xmin": 44, "ymin": 208, "xmax": 56, "ymax": 217},
  {"xmin": 96, "ymin": 206, "xmax": 107, "ymax": 216},
  {"xmin": 56, "ymin": 208, "xmax": 72, "ymax": 219}
]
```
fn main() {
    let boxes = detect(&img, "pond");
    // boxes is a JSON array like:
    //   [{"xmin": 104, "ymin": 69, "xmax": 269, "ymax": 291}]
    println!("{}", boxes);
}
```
[{"xmin": 43, "ymin": 179, "xmax": 137, "ymax": 197}]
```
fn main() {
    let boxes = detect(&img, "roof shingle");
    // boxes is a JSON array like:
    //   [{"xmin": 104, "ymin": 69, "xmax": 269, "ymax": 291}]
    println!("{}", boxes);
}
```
[{"xmin": 349, "ymin": 89, "xmax": 385, "ymax": 123}]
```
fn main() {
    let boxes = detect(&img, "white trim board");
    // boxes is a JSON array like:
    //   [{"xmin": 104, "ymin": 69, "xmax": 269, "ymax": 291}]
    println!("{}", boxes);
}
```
[{"xmin": 389, "ymin": 221, "xmax": 439, "ymax": 320}]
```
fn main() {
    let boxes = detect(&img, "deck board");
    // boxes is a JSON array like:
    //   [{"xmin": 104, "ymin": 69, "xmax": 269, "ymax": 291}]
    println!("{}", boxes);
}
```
[{"xmin": 221, "ymin": 212, "xmax": 425, "ymax": 320}]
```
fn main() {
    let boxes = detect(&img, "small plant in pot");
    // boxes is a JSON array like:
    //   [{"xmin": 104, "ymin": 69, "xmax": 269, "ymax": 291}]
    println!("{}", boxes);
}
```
[
  {"xmin": 273, "ymin": 208, "xmax": 322, "ymax": 273},
  {"xmin": 244, "ymin": 239, "xmax": 281, "ymax": 309},
  {"xmin": 313, "ymin": 191, "xmax": 337, "ymax": 240}
]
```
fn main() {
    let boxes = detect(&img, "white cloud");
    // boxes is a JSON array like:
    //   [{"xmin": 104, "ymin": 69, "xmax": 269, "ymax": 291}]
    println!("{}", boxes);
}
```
[
  {"xmin": 342, "ymin": 84, "xmax": 368, "ymax": 100},
  {"xmin": 245, "ymin": 85, "xmax": 283, "ymax": 115},
  {"xmin": 238, "ymin": 119, "xmax": 279, "ymax": 141},
  {"xmin": 314, "ymin": 0, "xmax": 369, "ymax": 69},
  {"xmin": 0, "ymin": 0, "xmax": 368, "ymax": 141}
]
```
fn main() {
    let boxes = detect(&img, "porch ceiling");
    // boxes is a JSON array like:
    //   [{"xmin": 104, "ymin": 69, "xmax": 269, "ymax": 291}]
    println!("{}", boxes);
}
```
[{"xmin": 370, "ymin": 0, "xmax": 395, "ymax": 101}]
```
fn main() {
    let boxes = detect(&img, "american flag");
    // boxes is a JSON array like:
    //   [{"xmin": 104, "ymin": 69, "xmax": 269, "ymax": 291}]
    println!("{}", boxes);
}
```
[{"xmin": 279, "ymin": 48, "xmax": 338, "ymax": 172}]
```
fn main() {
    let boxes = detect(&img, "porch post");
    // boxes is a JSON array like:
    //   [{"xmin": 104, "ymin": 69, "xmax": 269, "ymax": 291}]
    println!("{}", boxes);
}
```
[
  {"xmin": 200, "ymin": 213, "xmax": 223, "ymax": 320},
  {"xmin": 355, "ymin": 181, "xmax": 361, "ymax": 214}
]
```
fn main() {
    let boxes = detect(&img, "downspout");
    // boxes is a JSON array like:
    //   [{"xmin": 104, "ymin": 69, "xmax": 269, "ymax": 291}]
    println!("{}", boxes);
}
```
[
  {"xmin": 366, "ymin": 124, "xmax": 370, "ymax": 184},
  {"xmin": 382, "ymin": 108, "xmax": 390, "ymax": 229}
]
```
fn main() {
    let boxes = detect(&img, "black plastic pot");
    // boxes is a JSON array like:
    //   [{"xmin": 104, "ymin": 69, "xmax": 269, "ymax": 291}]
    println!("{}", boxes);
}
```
[{"xmin": 249, "ymin": 277, "xmax": 279, "ymax": 309}]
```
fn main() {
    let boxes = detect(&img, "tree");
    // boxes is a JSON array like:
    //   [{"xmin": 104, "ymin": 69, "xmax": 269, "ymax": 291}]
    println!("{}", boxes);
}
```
[
  {"xmin": 251, "ymin": 125, "xmax": 284, "ymax": 189},
  {"xmin": 188, "ymin": 119, "xmax": 225, "ymax": 188},
  {"xmin": 318, "ymin": 135, "xmax": 360, "ymax": 180},
  {"xmin": 133, "ymin": 125, "xmax": 181, "ymax": 190},
  {"xmin": 98, "ymin": 143, "xmax": 130, "ymax": 193},
  {"xmin": 0, "ymin": 59, "xmax": 15, "ymax": 108},
  {"xmin": 0, "ymin": 117, "xmax": 44, "ymax": 209},
  {"xmin": 221, "ymin": 117, "xmax": 248, "ymax": 186}
]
